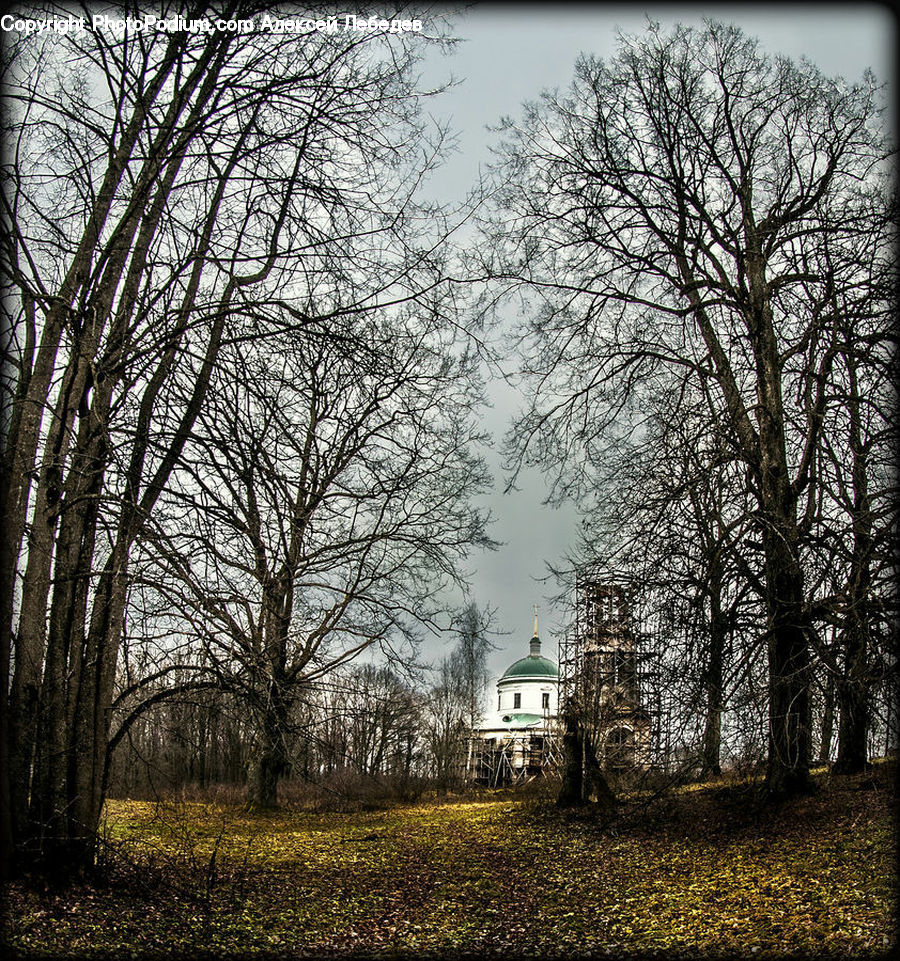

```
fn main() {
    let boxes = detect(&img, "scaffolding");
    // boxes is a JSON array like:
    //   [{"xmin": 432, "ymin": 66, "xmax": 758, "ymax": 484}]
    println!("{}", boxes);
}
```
[
  {"xmin": 466, "ymin": 571, "xmax": 670, "ymax": 788},
  {"xmin": 467, "ymin": 724, "xmax": 562, "ymax": 787},
  {"xmin": 558, "ymin": 571, "xmax": 664, "ymax": 775}
]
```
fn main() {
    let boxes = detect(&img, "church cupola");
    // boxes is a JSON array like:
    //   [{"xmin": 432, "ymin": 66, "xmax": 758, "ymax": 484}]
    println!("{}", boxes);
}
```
[
  {"xmin": 492, "ymin": 605, "xmax": 559, "ymax": 724},
  {"xmin": 529, "ymin": 608, "xmax": 541, "ymax": 656}
]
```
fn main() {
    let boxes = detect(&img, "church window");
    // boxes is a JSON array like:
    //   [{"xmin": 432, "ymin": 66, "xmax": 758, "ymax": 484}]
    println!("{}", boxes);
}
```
[
  {"xmin": 606, "ymin": 727, "xmax": 635, "ymax": 770},
  {"xmin": 542, "ymin": 692, "xmax": 550, "ymax": 710},
  {"xmin": 514, "ymin": 693, "xmax": 521, "ymax": 709}
]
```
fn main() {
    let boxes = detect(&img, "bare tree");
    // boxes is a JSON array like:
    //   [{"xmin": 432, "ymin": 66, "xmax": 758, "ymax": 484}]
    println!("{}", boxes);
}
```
[
  {"xmin": 576, "ymin": 384, "xmax": 760, "ymax": 779},
  {"xmin": 808, "ymin": 245, "xmax": 897, "ymax": 773},
  {"xmin": 333, "ymin": 664, "xmax": 422, "ymax": 784},
  {"xmin": 424, "ymin": 656, "xmax": 469, "ymax": 791},
  {"xmin": 480, "ymin": 21, "xmax": 893, "ymax": 796},
  {"xmin": 1, "ymin": 1, "xmax": 462, "ymax": 873},
  {"xmin": 136, "ymin": 308, "xmax": 491, "ymax": 807},
  {"xmin": 422, "ymin": 600, "xmax": 494, "ymax": 789},
  {"xmin": 449, "ymin": 601, "xmax": 495, "ymax": 730}
]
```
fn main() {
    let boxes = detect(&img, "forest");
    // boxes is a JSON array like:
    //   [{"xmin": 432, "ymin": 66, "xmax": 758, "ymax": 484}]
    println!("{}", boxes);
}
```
[{"xmin": 1, "ymin": 5, "xmax": 896, "ymax": 958}]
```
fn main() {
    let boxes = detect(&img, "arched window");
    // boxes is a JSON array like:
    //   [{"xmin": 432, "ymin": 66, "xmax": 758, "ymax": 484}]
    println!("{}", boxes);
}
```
[{"xmin": 605, "ymin": 727, "xmax": 635, "ymax": 770}]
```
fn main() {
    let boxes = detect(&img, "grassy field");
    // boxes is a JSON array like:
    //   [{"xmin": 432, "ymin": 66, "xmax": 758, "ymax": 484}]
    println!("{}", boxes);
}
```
[{"xmin": 4, "ymin": 763, "xmax": 896, "ymax": 959}]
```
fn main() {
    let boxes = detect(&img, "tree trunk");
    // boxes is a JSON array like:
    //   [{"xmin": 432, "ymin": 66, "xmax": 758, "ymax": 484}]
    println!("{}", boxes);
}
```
[
  {"xmin": 557, "ymin": 711, "xmax": 584, "ymax": 807},
  {"xmin": 701, "ymin": 692, "xmax": 723, "ymax": 778},
  {"xmin": 700, "ymin": 576, "xmax": 725, "ymax": 778},
  {"xmin": 583, "ymin": 730, "xmax": 617, "ymax": 815},
  {"xmin": 764, "ymin": 555, "xmax": 813, "ymax": 796},
  {"xmin": 557, "ymin": 709, "xmax": 616, "ymax": 812},
  {"xmin": 833, "ymin": 343, "xmax": 873, "ymax": 777},
  {"xmin": 248, "ymin": 753, "xmax": 283, "ymax": 808},
  {"xmin": 751, "ymin": 259, "xmax": 814, "ymax": 798},
  {"xmin": 818, "ymin": 671, "xmax": 835, "ymax": 764},
  {"xmin": 247, "ymin": 667, "xmax": 290, "ymax": 808},
  {"xmin": 833, "ymin": 612, "xmax": 870, "ymax": 774},
  {"xmin": 0, "ymin": 50, "xmax": 188, "ymax": 864},
  {"xmin": 248, "ymin": 720, "xmax": 286, "ymax": 808}
]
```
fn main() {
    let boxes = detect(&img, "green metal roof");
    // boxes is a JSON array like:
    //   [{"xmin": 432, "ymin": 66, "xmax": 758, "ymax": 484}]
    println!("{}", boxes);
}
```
[
  {"xmin": 498, "ymin": 712, "xmax": 544, "ymax": 726},
  {"xmin": 500, "ymin": 654, "xmax": 558, "ymax": 680}
]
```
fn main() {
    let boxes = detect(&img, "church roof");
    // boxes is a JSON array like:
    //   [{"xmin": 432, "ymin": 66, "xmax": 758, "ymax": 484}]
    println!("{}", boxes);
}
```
[
  {"xmin": 497, "ymin": 712, "xmax": 544, "ymax": 727},
  {"xmin": 500, "ymin": 654, "xmax": 558, "ymax": 680},
  {"xmin": 498, "ymin": 609, "xmax": 559, "ymax": 682}
]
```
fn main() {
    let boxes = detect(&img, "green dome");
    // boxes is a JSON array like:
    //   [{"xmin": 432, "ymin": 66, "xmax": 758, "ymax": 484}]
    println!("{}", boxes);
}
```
[{"xmin": 500, "ymin": 654, "xmax": 558, "ymax": 680}]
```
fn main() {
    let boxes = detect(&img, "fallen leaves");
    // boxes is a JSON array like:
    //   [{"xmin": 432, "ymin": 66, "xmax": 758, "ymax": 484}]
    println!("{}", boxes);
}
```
[{"xmin": 5, "ymin": 764, "xmax": 896, "ymax": 958}]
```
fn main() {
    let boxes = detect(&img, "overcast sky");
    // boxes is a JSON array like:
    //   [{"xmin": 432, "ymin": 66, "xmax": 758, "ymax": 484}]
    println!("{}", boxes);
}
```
[{"xmin": 406, "ymin": 3, "xmax": 895, "ymax": 698}]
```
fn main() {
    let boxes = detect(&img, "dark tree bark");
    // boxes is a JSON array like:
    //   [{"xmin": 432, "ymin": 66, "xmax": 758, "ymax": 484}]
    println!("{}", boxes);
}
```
[
  {"xmin": 833, "ymin": 622, "xmax": 871, "ymax": 775},
  {"xmin": 818, "ymin": 671, "xmax": 836, "ymax": 765},
  {"xmin": 557, "ymin": 707, "xmax": 617, "ymax": 811},
  {"xmin": 557, "ymin": 711, "xmax": 585, "ymax": 808},
  {"xmin": 832, "ymin": 330, "xmax": 877, "ymax": 775},
  {"xmin": 248, "ymin": 688, "xmax": 290, "ymax": 809},
  {"xmin": 701, "ymin": 590, "xmax": 726, "ymax": 779},
  {"xmin": 583, "ymin": 730, "xmax": 618, "ymax": 814}
]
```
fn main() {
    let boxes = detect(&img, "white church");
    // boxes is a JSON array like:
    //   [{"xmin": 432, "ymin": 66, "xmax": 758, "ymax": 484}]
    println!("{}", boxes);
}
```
[
  {"xmin": 467, "ymin": 588, "xmax": 652, "ymax": 786},
  {"xmin": 467, "ymin": 610, "xmax": 560, "ymax": 785}
]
